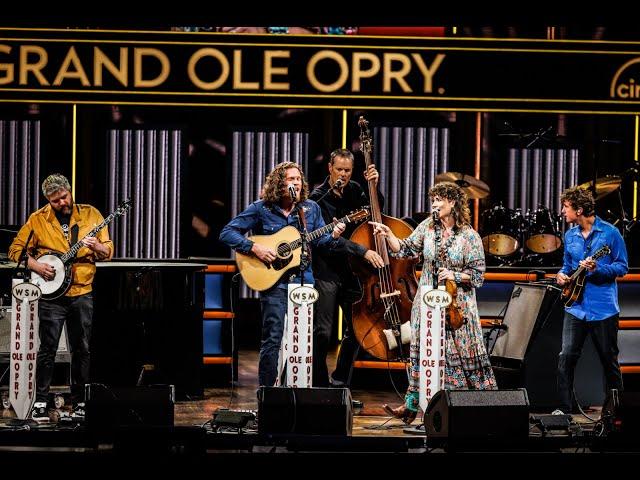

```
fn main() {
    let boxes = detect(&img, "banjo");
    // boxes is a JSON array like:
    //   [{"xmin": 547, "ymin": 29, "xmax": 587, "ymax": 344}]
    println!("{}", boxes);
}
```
[{"xmin": 31, "ymin": 199, "xmax": 131, "ymax": 300}]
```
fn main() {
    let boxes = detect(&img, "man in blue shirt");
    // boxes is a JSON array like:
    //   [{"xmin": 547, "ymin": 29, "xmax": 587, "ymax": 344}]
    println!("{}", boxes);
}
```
[
  {"xmin": 555, "ymin": 186, "xmax": 628, "ymax": 415},
  {"xmin": 220, "ymin": 162, "xmax": 344, "ymax": 386}
]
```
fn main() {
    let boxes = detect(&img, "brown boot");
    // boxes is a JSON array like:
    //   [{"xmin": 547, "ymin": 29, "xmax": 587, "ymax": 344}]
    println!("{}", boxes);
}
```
[{"xmin": 382, "ymin": 403, "xmax": 417, "ymax": 424}]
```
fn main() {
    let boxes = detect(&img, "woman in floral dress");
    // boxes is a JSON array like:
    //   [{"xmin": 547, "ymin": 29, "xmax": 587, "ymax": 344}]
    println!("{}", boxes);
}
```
[{"xmin": 370, "ymin": 182, "xmax": 497, "ymax": 424}]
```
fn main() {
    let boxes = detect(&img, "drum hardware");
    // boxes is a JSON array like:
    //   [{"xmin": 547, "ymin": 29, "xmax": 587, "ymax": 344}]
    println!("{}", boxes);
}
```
[
  {"xmin": 434, "ymin": 172, "xmax": 490, "ymax": 199},
  {"xmin": 577, "ymin": 175, "xmax": 621, "ymax": 201},
  {"xmin": 579, "ymin": 167, "xmax": 638, "ymax": 238},
  {"xmin": 498, "ymin": 123, "xmax": 557, "ymax": 149}
]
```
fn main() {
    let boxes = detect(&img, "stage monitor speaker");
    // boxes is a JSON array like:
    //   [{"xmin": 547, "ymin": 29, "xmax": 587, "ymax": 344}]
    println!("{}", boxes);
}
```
[
  {"xmin": 85, "ymin": 384, "xmax": 175, "ymax": 432},
  {"xmin": 425, "ymin": 389, "xmax": 530, "ymax": 444},
  {"xmin": 491, "ymin": 283, "xmax": 558, "ymax": 361},
  {"xmin": 257, "ymin": 386, "xmax": 353, "ymax": 436},
  {"xmin": 602, "ymin": 389, "xmax": 640, "ymax": 444}
]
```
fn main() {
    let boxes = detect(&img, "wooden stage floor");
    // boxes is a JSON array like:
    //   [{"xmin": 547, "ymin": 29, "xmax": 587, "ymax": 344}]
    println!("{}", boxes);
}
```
[
  {"xmin": 174, "ymin": 349, "xmax": 603, "ymax": 437},
  {"xmin": 177, "ymin": 349, "xmax": 416, "ymax": 436}
]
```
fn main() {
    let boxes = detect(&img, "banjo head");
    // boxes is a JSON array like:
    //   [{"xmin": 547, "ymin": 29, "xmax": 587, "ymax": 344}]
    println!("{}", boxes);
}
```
[{"xmin": 31, "ymin": 254, "xmax": 66, "ymax": 296}]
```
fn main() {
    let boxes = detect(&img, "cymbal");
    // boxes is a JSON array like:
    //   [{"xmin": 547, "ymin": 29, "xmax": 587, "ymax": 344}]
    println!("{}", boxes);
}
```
[
  {"xmin": 577, "ymin": 175, "xmax": 622, "ymax": 200},
  {"xmin": 434, "ymin": 172, "xmax": 490, "ymax": 199}
]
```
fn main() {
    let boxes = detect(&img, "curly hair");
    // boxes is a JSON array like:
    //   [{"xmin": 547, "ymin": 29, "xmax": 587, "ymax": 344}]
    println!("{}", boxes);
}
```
[
  {"xmin": 429, "ymin": 181, "xmax": 471, "ymax": 230},
  {"xmin": 262, "ymin": 162, "xmax": 309, "ymax": 203},
  {"xmin": 560, "ymin": 186, "xmax": 595, "ymax": 216}
]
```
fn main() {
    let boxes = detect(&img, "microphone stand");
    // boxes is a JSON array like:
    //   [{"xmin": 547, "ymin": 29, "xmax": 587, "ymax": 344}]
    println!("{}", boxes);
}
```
[
  {"xmin": 294, "ymin": 200, "xmax": 309, "ymax": 287},
  {"xmin": 314, "ymin": 179, "xmax": 343, "ymax": 205},
  {"xmin": 432, "ymin": 212, "xmax": 441, "ymax": 290},
  {"xmin": 616, "ymin": 188, "xmax": 631, "ymax": 240},
  {"xmin": 14, "ymin": 230, "xmax": 34, "ymax": 282}
]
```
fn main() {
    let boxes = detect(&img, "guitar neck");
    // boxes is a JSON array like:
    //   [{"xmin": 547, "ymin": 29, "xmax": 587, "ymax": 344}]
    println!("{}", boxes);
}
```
[{"xmin": 289, "ymin": 213, "xmax": 355, "ymax": 249}]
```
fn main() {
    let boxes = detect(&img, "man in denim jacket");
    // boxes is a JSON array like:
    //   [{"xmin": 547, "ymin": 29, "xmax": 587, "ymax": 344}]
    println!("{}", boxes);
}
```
[{"xmin": 220, "ymin": 162, "xmax": 344, "ymax": 386}]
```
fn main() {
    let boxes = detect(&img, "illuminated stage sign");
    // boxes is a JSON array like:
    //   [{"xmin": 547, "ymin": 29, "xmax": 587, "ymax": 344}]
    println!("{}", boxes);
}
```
[{"xmin": 2, "ymin": 28, "xmax": 640, "ymax": 113}]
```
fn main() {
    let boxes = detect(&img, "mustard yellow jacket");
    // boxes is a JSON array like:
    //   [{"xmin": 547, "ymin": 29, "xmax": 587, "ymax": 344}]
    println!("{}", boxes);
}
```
[{"xmin": 8, "ymin": 203, "xmax": 114, "ymax": 297}]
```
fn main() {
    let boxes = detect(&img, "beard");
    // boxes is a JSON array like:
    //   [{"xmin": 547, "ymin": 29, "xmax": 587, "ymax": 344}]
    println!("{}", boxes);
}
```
[{"xmin": 54, "ymin": 201, "xmax": 73, "ymax": 215}]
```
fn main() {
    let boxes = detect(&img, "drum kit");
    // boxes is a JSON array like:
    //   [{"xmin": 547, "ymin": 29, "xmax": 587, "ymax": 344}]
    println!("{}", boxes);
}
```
[
  {"xmin": 434, "ymin": 171, "xmax": 629, "ymax": 267},
  {"xmin": 480, "ymin": 203, "xmax": 563, "ymax": 266}
]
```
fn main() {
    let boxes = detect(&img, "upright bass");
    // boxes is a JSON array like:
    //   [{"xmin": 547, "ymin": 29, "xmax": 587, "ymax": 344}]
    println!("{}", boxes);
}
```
[{"xmin": 349, "ymin": 117, "xmax": 419, "ymax": 361}]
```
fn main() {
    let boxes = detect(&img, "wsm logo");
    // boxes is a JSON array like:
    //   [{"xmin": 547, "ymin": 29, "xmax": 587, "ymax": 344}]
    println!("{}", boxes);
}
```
[
  {"xmin": 289, "ymin": 285, "xmax": 319, "ymax": 305},
  {"xmin": 12, "ymin": 282, "xmax": 42, "ymax": 302}
]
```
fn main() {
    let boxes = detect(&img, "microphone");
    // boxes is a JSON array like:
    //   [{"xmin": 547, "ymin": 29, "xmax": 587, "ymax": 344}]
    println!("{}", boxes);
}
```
[
  {"xmin": 332, "ymin": 178, "xmax": 344, "ymax": 191},
  {"xmin": 287, "ymin": 184, "xmax": 297, "ymax": 202},
  {"xmin": 432, "ymin": 208, "xmax": 440, "ymax": 222}
]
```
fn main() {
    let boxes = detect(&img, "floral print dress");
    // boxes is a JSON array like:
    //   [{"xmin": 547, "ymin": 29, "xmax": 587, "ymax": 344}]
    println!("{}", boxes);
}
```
[{"xmin": 391, "ymin": 219, "xmax": 497, "ymax": 400}]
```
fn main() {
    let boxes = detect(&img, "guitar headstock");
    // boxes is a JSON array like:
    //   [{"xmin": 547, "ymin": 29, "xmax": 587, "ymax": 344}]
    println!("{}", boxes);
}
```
[
  {"xmin": 593, "ymin": 245, "xmax": 611, "ymax": 259},
  {"xmin": 347, "ymin": 207, "xmax": 370, "ymax": 223},
  {"xmin": 115, "ymin": 199, "xmax": 132, "ymax": 216}
]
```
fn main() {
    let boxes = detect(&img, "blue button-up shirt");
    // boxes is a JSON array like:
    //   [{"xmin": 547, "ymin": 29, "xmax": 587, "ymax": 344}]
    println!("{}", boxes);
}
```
[
  {"xmin": 219, "ymin": 199, "xmax": 337, "ymax": 289},
  {"xmin": 560, "ymin": 216, "xmax": 628, "ymax": 321}
]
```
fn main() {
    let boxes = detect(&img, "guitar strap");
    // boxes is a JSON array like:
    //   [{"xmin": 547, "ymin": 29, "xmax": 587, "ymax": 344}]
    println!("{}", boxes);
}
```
[{"xmin": 297, "ymin": 204, "xmax": 307, "ymax": 231}]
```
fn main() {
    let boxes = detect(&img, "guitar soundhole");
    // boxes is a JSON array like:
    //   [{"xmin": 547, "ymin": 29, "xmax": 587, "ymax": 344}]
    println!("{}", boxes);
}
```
[
  {"xmin": 277, "ymin": 243, "xmax": 292, "ymax": 259},
  {"xmin": 272, "ymin": 256, "xmax": 292, "ymax": 271}
]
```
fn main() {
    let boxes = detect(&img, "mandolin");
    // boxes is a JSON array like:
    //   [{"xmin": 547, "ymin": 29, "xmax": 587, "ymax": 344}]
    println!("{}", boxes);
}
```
[{"xmin": 561, "ymin": 244, "xmax": 611, "ymax": 307}]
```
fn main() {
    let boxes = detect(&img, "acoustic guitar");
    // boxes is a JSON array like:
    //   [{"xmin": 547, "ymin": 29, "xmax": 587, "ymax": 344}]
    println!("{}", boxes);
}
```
[
  {"xmin": 236, "ymin": 208, "xmax": 370, "ymax": 292},
  {"xmin": 561, "ymin": 244, "xmax": 611, "ymax": 307}
]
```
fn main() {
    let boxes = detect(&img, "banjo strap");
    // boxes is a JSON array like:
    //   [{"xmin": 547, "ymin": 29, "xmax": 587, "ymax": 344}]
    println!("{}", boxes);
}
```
[{"xmin": 70, "ymin": 225, "xmax": 79, "ymax": 254}]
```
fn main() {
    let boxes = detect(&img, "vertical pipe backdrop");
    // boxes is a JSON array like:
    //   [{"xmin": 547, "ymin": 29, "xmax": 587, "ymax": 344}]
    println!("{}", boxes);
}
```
[
  {"xmin": 0, "ymin": 120, "xmax": 41, "ymax": 226},
  {"xmin": 505, "ymin": 147, "xmax": 579, "ymax": 232},
  {"xmin": 106, "ymin": 128, "xmax": 183, "ymax": 259},
  {"xmin": 373, "ymin": 125, "xmax": 451, "ymax": 219}
]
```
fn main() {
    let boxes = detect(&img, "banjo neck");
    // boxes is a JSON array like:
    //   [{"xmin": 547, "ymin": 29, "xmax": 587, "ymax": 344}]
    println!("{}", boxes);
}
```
[{"xmin": 60, "ymin": 210, "xmax": 119, "ymax": 264}]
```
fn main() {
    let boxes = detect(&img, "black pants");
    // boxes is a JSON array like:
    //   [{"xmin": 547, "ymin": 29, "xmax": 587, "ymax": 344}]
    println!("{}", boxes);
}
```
[
  {"xmin": 36, "ymin": 293, "xmax": 93, "ymax": 405},
  {"xmin": 313, "ymin": 278, "xmax": 360, "ymax": 388},
  {"xmin": 557, "ymin": 312, "xmax": 623, "ymax": 413}
]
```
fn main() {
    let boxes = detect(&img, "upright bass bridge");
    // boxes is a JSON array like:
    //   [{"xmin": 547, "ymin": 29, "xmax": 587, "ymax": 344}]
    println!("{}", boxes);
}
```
[{"xmin": 380, "ymin": 290, "xmax": 401, "ymax": 299}]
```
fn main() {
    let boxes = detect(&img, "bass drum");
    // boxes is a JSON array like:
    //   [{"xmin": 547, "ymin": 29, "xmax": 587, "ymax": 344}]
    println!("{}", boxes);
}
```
[
  {"xmin": 525, "ymin": 207, "xmax": 562, "ymax": 254},
  {"xmin": 481, "ymin": 205, "xmax": 522, "ymax": 257}
]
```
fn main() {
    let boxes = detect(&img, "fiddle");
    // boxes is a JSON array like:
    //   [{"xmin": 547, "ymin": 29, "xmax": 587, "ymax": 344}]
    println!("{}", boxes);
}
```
[
  {"xmin": 444, "ymin": 278, "xmax": 464, "ymax": 330},
  {"xmin": 433, "ymin": 215, "xmax": 464, "ymax": 330}
]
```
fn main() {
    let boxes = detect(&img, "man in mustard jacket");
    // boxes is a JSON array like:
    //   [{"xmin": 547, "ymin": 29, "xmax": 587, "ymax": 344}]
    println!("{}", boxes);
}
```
[{"xmin": 9, "ymin": 173, "xmax": 113, "ymax": 422}]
